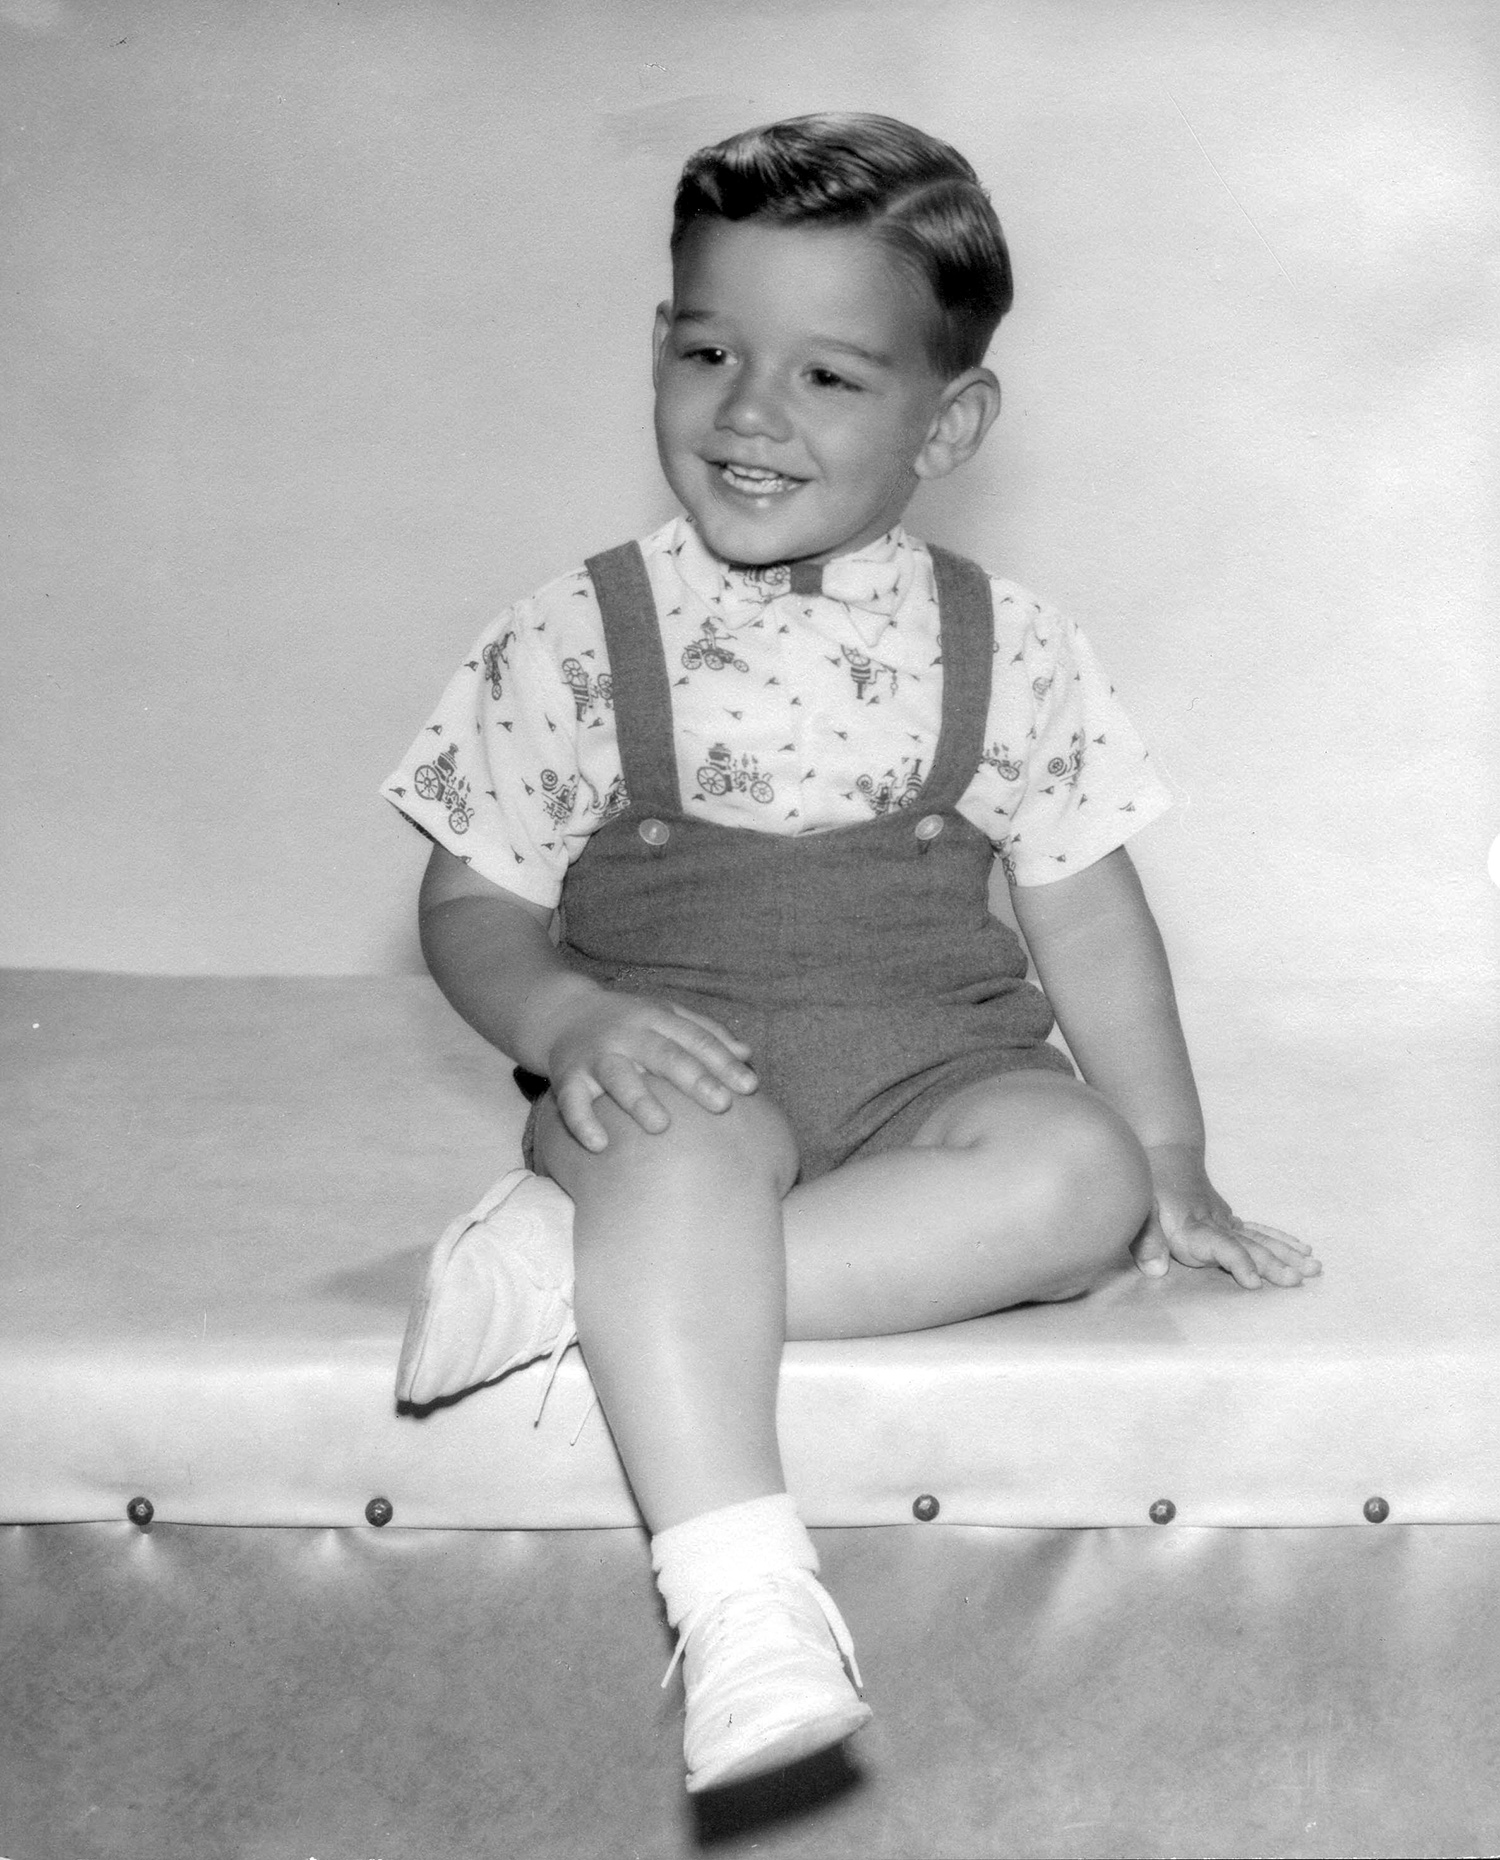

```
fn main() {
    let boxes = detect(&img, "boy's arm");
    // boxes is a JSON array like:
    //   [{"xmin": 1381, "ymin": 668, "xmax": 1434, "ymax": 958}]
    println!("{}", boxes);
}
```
[
  {"xmin": 1010, "ymin": 846, "xmax": 1318, "ymax": 1287},
  {"xmin": 418, "ymin": 844, "xmax": 757, "ymax": 1153}
]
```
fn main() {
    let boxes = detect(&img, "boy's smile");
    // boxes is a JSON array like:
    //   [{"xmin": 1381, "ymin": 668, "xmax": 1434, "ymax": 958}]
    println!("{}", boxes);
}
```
[{"xmin": 653, "ymin": 219, "xmax": 999, "ymax": 567}]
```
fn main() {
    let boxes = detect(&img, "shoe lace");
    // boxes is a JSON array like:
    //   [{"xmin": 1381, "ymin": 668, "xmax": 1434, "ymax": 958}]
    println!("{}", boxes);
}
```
[
  {"xmin": 531, "ymin": 1317, "xmax": 581, "ymax": 1428},
  {"xmin": 660, "ymin": 1567, "xmax": 864, "ymax": 1692}
]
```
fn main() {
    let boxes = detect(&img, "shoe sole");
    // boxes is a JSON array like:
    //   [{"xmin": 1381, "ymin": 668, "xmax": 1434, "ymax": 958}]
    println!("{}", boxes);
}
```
[{"xmin": 684, "ymin": 1698, "xmax": 873, "ymax": 1794}]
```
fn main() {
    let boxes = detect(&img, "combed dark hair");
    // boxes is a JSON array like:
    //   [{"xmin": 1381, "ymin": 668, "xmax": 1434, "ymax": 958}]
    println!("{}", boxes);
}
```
[{"xmin": 670, "ymin": 113, "xmax": 1013, "ymax": 378}]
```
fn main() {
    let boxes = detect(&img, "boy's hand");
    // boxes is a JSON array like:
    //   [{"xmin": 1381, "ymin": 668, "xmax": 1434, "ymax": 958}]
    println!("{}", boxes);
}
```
[
  {"xmin": 544, "ymin": 990, "xmax": 758, "ymax": 1153},
  {"xmin": 1131, "ymin": 1143, "xmax": 1321, "ymax": 1290}
]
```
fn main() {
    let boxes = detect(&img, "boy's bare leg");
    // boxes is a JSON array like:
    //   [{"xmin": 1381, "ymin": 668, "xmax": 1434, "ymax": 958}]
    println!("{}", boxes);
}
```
[
  {"xmin": 533, "ymin": 1070, "xmax": 1148, "ymax": 1525},
  {"xmin": 782, "ymin": 1071, "xmax": 1152, "ymax": 1339},
  {"xmin": 533, "ymin": 1088, "xmax": 800, "ymax": 1534}
]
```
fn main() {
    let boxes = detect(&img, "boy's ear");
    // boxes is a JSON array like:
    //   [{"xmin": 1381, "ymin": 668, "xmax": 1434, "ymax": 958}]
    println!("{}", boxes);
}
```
[
  {"xmin": 914, "ymin": 367, "xmax": 1002, "ymax": 481},
  {"xmin": 651, "ymin": 303, "xmax": 673, "ymax": 385}
]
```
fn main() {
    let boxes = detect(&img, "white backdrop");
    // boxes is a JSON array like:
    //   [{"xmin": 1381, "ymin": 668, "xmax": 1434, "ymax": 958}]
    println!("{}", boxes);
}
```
[{"xmin": 4, "ymin": 0, "xmax": 1496, "ymax": 1006}]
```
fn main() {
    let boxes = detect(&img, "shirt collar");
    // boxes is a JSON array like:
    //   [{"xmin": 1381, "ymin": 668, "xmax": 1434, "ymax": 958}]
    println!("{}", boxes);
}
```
[{"xmin": 667, "ymin": 517, "xmax": 916, "ymax": 646}]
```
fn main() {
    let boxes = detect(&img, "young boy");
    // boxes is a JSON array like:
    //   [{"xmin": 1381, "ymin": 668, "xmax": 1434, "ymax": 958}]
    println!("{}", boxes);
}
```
[{"xmin": 384, "ymin": 113, "xmax": 1318, "ymax": 1795}]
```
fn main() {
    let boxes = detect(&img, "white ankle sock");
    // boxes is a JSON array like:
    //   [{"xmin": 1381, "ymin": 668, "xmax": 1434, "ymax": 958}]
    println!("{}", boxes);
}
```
[{"xmin": 650, "ymin": 1493, "xmax": 818, "ymax": 1629}]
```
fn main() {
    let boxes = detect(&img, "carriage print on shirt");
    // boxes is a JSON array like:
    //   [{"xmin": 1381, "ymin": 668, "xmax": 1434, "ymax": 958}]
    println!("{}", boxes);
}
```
[
  {"xmin": 980, "ymin": 742, "xmax": 1024, "ymax": 783},
  {"xmin": 538, "ymin": 766, "xmax": 630, "ymax": 825},
  {"xmin": 561, "ymin": 656, "xmax": 614, "ymax": 722},
  {"xmin": 1045, "ymin": 731, "xmax": 1086, "ymax": 787},
  {"xmin": 838, "ymin": 643, "xmax": 901, "ymax": 704},
  {"xmin": 412, "ymin": 744, "xmax": 475, "ymax": 835},
  {"xmin": 481, "ymin": 629, "xmax": 516, "ymax": 701},
  {"xmin": 682, "ymin": 617, "xmax": 750, "ymax": 674},
  {"xmin": 855, "ymin": 757, "xmax": 925, "ymax": 815},
  {"xmin": 696, "ymin": 744, "xmax": 774, "ymax": 804}
]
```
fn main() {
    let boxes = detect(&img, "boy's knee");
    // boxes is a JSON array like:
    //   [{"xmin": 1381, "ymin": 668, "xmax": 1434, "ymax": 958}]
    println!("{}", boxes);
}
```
[
  {"xmin": 1059, "ymin": 1090, "xmax": 1151, "ymax": 1220},
  {"xmin": 652, "ymin": 1086, "xmax": 801, "ymax": 1193},
  {"xmin": 539, "ymin": 1084, "xmax": 800, "ymax": 1200},
  {"xmin": 929, "ymin": 1073, "xmax": 1152, "ymax": 1265},
  {"xmin": 1027, "ymin": 1101, "xmax": 1150, "ymax": 1296},
  {"xmin": 1037, "ymin": 1089, "xmax": 1151, "ymax": 1257}
]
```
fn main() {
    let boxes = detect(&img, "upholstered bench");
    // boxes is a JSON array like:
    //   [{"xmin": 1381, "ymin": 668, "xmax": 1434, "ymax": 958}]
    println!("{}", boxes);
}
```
[{"xmin": 4, "ymin": 968, "xmax": 1497, "ymax": 1858}]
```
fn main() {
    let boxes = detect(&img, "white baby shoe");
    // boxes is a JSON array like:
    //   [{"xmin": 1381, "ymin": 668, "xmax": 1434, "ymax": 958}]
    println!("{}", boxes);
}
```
[
  {"xmin": 395, "ymin": 1169, "xmax": 576, "ymax": 1412},
  {"xmin": 668, "ymin": 1568, "xmax": 873, "ymax": 1794}
]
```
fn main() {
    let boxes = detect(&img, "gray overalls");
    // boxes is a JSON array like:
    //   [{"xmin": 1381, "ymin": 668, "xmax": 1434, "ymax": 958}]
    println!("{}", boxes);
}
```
[{"xmin": 523, "ymin": 539, "xmax": 1072, "ymax": 1183}]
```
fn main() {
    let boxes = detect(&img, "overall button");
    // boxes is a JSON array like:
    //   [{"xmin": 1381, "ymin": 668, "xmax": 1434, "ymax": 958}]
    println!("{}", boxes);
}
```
[
  {"xmin": 914, "ymin": 814, "xmax": 945, "ymax": 843},
  {"xmin": 637, "ymin": 818, "xmax": 671, "ymax": 847}
]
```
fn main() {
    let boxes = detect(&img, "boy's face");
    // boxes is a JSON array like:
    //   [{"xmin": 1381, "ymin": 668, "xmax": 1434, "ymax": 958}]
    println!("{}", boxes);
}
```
[{"xmin": 653, "ymin": 218, "xmax": 993, "ymax": 566}]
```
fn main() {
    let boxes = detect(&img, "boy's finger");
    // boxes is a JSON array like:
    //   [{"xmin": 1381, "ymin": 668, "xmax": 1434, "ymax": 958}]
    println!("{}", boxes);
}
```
[
  {"xmin": 669, "ymin": 1005, "xmax": 757, "ymax": 1067},
  {"xmin": 1130, "ymin": 1227, "xmax": 1171, "ymax": 1277},
  {"xmin": 1206, "ymin": 1230, "xmax": 1262, "ymax": 1288},
  {"xmin": 1247, "ymin": 1238, "xmax": 1321, "ymax": 1282},
  {"xmin": 661, "ymin": 1017, "xmax": 758, "ymax": 1091},
  {"xmin": 555, "ymin": 1075, "xmax": 610, "ymax": 1154},
  {"xmin": 644, "ymin": 1037, "xmax": 734, "ymax": 1112},
  {"xmin": 1255, "ymin": 1234, "xmax": 1322, "ymax": 1272},
  {"xmin": 1237, "ymin": 1220, "xmax": 1310, "ymax": 1254},
  {"xmin": 594, "ymin": 1053, "xmax": 671, "ymax": 1134},
  {"xmin": 1245, "ymin": 1247, "xmax": 1304, "ymax": 1287}
]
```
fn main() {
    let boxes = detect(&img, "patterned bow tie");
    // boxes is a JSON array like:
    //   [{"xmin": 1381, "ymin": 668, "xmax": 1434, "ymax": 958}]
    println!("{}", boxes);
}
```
[{"xmin": 714, "ymin": 553, "xmax": 908, "ymax": 645}]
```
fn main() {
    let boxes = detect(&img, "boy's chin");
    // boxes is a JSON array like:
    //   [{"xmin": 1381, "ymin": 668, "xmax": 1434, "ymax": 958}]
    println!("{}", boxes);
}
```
[
  {"xmin": 686, "ymin": 510, "xmax": 807, "ymax": 568},
  {"xmin": 684, "ymin": 506, "xmax": 881, "ymax": 570}
]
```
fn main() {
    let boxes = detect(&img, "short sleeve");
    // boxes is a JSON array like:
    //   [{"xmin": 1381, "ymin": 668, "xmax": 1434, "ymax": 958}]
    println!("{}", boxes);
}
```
[
  {"xmin": 997, "ymin": 606, "xmax": 1173, "ymax": 887},
  {"xmin": 380, "ymin": 571, "xmax": 627, "ymax": 911}
]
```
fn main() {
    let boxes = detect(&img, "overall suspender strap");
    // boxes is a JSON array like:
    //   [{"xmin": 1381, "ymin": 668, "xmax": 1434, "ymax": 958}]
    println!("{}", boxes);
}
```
[
  {"xmin": 922, "ymin": 545, "xmax": 995, "ymax": 812},
  {"xmin": 583, "ymin": 541, "xmax": 683, "ymax": 816}
]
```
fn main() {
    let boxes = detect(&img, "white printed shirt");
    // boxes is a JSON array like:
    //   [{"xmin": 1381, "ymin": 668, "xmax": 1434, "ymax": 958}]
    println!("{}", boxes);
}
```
[{"xmin": 382, "ymin": 517, "xmax": 1172, "ymax": 911}]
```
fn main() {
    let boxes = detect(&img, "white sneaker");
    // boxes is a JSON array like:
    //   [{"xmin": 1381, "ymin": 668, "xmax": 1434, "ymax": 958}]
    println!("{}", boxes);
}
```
[
  {"xmin": 395, "ymin": 1169, "xmax": 576, "ymax": 1413},
  {"xmin": 669, "ymin": 1569, "xmax": 873, "ymax": 1794}
]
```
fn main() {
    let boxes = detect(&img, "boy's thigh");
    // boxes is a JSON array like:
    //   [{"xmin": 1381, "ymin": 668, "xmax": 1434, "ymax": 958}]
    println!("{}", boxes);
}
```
[{"xmin": 907, "ymin": 1066, "xmax": 1125, "ymax": 1151}]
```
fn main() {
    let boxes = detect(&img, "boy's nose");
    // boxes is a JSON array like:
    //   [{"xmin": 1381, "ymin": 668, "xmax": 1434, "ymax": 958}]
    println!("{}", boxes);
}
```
[{"xmin": 716, "ymin": 373, "xmax": 792, "ymax": 443}]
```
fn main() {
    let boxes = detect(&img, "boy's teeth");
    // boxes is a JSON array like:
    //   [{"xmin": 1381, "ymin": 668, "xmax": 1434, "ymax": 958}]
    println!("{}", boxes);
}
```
[{"xmin": 721, "ymin": 463, "xmax": 796, "ymax": 493}]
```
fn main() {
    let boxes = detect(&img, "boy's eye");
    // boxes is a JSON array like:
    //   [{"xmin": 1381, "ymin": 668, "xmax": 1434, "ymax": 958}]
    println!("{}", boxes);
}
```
[
  {"xmin": 685, "ymin": 345, "xmax": 730, "ymax": 366},
  {"xmin": 808, "ymin": 367, "xmax": 858, "ymax": 391}
]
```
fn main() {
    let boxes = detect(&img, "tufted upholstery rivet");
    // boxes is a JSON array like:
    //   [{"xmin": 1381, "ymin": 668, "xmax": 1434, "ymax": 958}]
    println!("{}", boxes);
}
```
[
  {"xmin": 1149, "ymin": 1499, "xmax": 1176, "ymax": 1525},
  {"xmin": 126, "ymin": 1496, "xmax": 154, "ymax": 1527},
  {"xmin": 365, "ymin": 1496, "xmax": 394, "ymax": 1527},
  {"xmin": 1363, "ymin": 1496, "xmax": 1390, "ymax": 1524},
  {"xmin": 912, "ymin": 1493, "xmax": 940, "ymax": 1522}
]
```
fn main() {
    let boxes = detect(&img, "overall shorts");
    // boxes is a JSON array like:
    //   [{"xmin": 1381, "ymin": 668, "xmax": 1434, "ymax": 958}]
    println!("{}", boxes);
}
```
[{"xmin": 523, "ymin": 540, "xmax": 1074, "ymax": 1184}]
